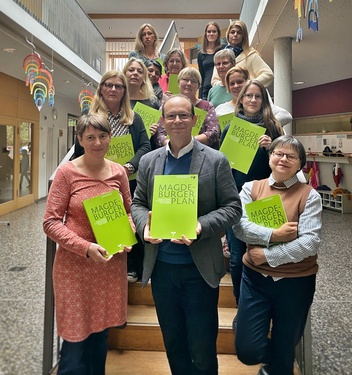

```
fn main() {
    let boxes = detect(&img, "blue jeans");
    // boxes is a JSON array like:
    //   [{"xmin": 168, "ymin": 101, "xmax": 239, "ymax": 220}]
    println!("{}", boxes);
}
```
[
  {"xmin": 226, "ymin": 227, "xmax": 246, "ymax": 304},
  {"xmin": 235, "ymin": 265, "xmax": 316, "ymax": 375},
  {"xmin": 151, "ymin": 260, "xmax": 219, "ymax": 375},
  {"xmin": 57, "ymin": 329, "xmax": 109, "ymax": 375}
]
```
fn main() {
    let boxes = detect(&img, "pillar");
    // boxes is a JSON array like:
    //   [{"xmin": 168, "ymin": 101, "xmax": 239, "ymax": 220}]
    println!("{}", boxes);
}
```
[{"xmin": 274, "ymin": 37, "xmax": 293, "ymax": 134}]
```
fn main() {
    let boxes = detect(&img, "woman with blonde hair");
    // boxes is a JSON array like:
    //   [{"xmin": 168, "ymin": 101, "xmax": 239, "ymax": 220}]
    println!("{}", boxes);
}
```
[
  {"xmin": 212, "ymin": 20, "xmax": 273, "ymax": 88},
  {"xmin": 129, "ymin": 23, "xmax": 164, "ymax": 63},
  {"xmin": 90, "ymin": 70, "xmax": 151, "ymax": 283},
  {"xmin": 216, "ymin": 66, "xmax": 293, "ymax": 126},
  {"xmin": 215, "ymin": 66, "xmax": 250, "ymax": 115},
  {"xmin": 197, "ymin": 21, "xmax": 224, "ymax": 99},
  {"xmin": 155, "ymin": 67, "xmax": 220, "ymax": 149},
  {"xmin": 123, "ymin": 57, "xmax": 159, "ymax": 109}
]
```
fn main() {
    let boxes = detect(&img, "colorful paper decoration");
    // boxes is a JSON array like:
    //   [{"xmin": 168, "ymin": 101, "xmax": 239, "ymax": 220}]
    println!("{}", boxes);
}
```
[
  {"xmin": 307, "ymin": 0, "xmax": 319, "ymax": 32},
  {"xmin": 78, "ymin": 87, "xmax": 94, "ymax": 113},
  {"xmin": 23, "ymin": 53, "xmax": 55, "ymax": 111},
  {"xmin": 294, "ymin": 0, "xmax": 304, "ymax": 42}
]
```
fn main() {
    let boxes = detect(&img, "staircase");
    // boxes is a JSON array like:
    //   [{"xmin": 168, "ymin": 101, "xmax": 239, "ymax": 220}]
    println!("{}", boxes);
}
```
[{"xmin": 106, "ymin": 272, "xmax": 262, "ymax": 375}]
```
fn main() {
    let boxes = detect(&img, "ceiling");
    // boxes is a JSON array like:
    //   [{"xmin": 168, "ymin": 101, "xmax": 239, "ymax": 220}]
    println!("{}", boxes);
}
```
[{"xmin": 0, "ymin": 0, "xmax": 351, "ymax": 103}]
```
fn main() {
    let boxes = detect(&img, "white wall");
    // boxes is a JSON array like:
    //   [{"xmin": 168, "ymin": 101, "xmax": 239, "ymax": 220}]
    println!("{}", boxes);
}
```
[
  {"xmin": 37, "ymin": 93, "xmax": 81, "ymax": 199},
  {"xmin": 296, "ymin": 134, "xmax": 352, "ymax": 191}
]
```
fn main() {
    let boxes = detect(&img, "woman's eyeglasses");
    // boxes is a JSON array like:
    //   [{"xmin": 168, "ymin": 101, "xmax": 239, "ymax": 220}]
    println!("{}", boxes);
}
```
[
  {"xmin": 103, "ymin": 82, "xmax": 125, "ymax": 90},
  {"xmin": 243, "ymin": 93, "xmax": 263, "ymax": 101},
  {"xmin": 271, "ymin": 151, "xmax": 300, "ymax": 162}
]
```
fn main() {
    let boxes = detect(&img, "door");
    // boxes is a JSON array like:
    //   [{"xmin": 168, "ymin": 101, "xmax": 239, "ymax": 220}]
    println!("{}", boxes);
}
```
[{"xmin": 0, "ymin": 119, "xmax": 37, "ymax": 215}]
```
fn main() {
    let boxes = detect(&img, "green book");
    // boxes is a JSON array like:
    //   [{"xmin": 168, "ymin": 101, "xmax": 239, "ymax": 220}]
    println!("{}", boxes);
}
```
[
  {"xmin": 168, "ymin": 73, "xmax": 179, "ymax": 94},
  {"xmin": 219, "ymin": 117, "xmax": 266, "ymax": 174},
  {"xmin": 245, "ymin": 194, "xmax": 287, "ymax": 229},
  {"xmin": 83, "ymin": 190, "xmax": 137, "ymax": 255},
  {"xmin": 133, "ymin": 101, "xmax": 162, "ymax": 139},
  {"xmin": 150, "ymin": 174, "xmax": 198, "ymax": 239},
  {"xmin": 105, "ymin": 134, "xmax": 136, "ymax": 180},
  {"xmin": 217, "ymin": 112, "xmax": 234, "ymax": 132},
  {"xmin": 192, "ymin": 107, "xmax": 207, "ymax": 137}
]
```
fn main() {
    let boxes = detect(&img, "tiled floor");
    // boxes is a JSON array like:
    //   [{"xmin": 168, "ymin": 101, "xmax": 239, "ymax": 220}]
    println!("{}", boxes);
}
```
[{"xmin": 0, "ymin": 200, "xmax": 351, "ymax": 374}]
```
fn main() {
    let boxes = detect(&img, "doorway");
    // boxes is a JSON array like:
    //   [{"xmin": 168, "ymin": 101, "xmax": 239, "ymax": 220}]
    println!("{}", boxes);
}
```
[{"xmin": 0, "ymin": 118, "xmax": 37, "ymax": 215}]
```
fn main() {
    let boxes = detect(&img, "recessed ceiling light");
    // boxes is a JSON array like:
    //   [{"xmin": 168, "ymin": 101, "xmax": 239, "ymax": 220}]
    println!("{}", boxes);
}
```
[
  {"xmin": 294, "ymin": 81, "xmax": 305, "ymax": 85},
  {"xmin": 2, "ymin": 47, "xmax": 17, "ymax": 53}
]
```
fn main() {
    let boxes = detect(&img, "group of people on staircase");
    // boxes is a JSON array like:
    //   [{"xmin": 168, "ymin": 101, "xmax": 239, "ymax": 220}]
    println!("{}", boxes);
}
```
[{"xmin": 43, "ymin": 19, "xmax": 322, "ymax": 375}]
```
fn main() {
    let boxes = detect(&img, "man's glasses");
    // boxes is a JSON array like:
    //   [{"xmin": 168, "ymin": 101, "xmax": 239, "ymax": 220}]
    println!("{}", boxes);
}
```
[
  {"xmin": 164, "ymin": 113, "xmax": 193, "ymax": 121},
  {"xmin": 103, "ymin": 82, "xmax": 125, "ymax": 90}
]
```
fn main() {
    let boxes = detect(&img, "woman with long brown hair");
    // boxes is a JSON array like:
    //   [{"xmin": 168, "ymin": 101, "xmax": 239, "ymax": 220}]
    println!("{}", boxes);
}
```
[
  {"xmin": 220, "ymin": 80, "xmax": 283, "ymax": 308},
  {"xmin": 197, "ymin": 21, "xmax": 224, "ymax": 99}
]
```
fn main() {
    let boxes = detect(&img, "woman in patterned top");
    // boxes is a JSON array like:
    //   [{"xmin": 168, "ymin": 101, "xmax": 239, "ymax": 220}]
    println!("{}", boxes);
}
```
[
  {"xmin": 90, "ymin": 70, "xmax": 151, "ymax": 283},
  {"xmin": 43, "ymin": 114, "xmax": 134, "ymax": 374},
  {"xmin": 154, "ymin": 67, "xmax": 220, "ymax": 149}
]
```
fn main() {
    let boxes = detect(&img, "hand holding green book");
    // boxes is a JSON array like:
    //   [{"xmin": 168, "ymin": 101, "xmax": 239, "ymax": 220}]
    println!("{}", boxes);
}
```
[
  {"xmin": 245, "ymin": 194, "xmax": 287, "ymax": 229},
  {"xmin": 150, "ymin": 174, "xmax": 198, "ymax": 239},
  {"xmin": 83, "ymin": 190, "xmax": 137, "ymax": 255},
  {"xmin": 219, "ymin": 117, "xmax": 266, "ymax": 174}
]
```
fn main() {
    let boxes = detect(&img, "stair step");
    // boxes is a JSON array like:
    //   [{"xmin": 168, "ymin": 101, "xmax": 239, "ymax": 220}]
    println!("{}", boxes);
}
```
[
  {"xmin": 128, "ymin": 272, "xmax": 237, "ymax": 308},
  {"xmin": 108, "ymin": 305, "xmax": 237, "ymax": 354},
  {"xmin": 106, "ymin": 349, "xmax": 261, "ymax": 375}
]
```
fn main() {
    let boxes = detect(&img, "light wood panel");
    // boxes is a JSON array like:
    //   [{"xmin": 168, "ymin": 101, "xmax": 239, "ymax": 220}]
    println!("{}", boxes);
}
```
[{"xmin": 106, "ymin": 350, "xmax": 261, "ymax": 375}]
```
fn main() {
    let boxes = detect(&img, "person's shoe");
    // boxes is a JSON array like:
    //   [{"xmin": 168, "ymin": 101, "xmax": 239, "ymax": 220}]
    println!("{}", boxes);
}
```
[
  {"xmin": 232, "ymin": 315, "xmax": 237, "ymax": 333},
  {"xmin": 127, "ymin": 271, "xmax": 138, "ymax": 283},
  {"xmin": 221, "ymin": 236, "xmax": 230, "ymax": 258},
  {"xmin": 257, "ymin": 364, "xmax": 270, "ymax": 375}
]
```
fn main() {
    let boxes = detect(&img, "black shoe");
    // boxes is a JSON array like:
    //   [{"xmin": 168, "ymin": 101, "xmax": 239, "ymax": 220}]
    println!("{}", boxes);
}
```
[{"xmin": 257, "ymin": 364, "xmax": 270, "ymax": 375}]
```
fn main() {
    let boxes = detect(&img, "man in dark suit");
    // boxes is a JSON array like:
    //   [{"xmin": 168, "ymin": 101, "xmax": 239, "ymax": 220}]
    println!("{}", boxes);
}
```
[{"xmin": 131, "ymin": 94, "xmax": 242, "ymax": 375}]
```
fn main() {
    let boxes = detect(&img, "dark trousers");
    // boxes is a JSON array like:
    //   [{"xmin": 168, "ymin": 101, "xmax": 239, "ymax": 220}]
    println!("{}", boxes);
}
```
[
  {"xmin": 226, "ymin": 227, "xmax": 246, "ymax": 304},
  {"xmin": 235, "ymin": 265, "xmax": 316, "ymax": 375},
  {"xmin": 57, "ymin": 329, "xmax": 109, "ymax": 375},
  {"xmin": 127, "ymin": 180, "xmax": 144, "ymax": 278},
  {"xmin": 151, "ymin": 260, "xmax": 219, "ymax": 375},
  {"xmin": 127, "ymin": 233, "xmax": 144, "ymax": 278}
]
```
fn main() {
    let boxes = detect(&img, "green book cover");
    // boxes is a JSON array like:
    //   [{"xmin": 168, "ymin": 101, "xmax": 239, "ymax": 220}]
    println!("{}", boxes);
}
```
[
  {"xmin": 150, "ymin": 174, "xmax": 198, "ymax": 239},
  {"xmin": 133, "ymin": 101, "xmax": 162, "ymax": 139},
  {"xmin": 192, "ymin": 107, "xmax": 207, "ymax": 137},
  {"xmin": 217, "ymin": 112, "xmax": 234, "ymax": 132},
  {"xmin": 83, "ymin": 190, "xmax": 137, "ymax": 255},
  {"xmin": 105, "ymin": 134, "xmax": 136, "ymax": 180},
  {"xmin": 245, "ymin": 194, "xmax": 287, "ymax": 229},
  {"xmin": 219, "ymin": 116, "xmax": 266, "ymax": 174},
  {"xmin": 168, "ymin": 73, "xmax": 179, "ymax": 94}
]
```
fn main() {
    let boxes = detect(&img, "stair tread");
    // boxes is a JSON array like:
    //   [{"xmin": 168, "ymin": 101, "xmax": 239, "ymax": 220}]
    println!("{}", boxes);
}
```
[
  {"xmin": 106, "ymin": 350, "xmax": 261, "ymax": 375},
  {"xmin": 127, "ymin": 304, "xmax": 236, "ymax": 329},
  {"xmin": 130, "ymin": 272, "xmax": 233, "ymax": 289}
]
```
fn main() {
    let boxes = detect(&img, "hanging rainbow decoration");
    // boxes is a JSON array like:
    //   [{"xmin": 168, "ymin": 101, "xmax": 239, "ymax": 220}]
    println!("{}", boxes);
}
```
[
  {"xmin": 78, "ymin": 86, "xmax": 94, "ymax": 114},
  {"xmin": 23, "ymin": 53, "xmax": 55, "ymax": 111}
]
